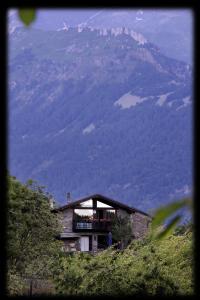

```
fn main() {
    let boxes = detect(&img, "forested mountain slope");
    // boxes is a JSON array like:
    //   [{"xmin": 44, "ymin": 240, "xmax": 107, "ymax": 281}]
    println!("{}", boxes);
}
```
[{"xmin": 8, "ymin": 26, "xmax": 193, "ymax": 210}]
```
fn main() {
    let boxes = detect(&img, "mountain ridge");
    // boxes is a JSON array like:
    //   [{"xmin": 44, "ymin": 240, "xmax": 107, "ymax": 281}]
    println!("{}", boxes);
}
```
[
  {"xmin": 8, "ymin": 26, "xmax": 193, "ymax": 210},
  {"xmin": 8, "ymin": 9, "xmax": 193, "ymax": 64}
]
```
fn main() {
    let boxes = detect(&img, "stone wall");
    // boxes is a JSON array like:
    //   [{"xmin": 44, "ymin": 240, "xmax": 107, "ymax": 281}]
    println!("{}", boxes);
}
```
[
  {"xmin": 62, "ymin": 238, "xmax": 80, "ymax": 252},
  {"xmin": 117, "ymin": 208, "xmax": 130, "ymax": 219},
  {"xmin": 117, "ymin": 209, "xmax": 151, "ymax": 238},
  {"xmin": 130, "ymin": 212, "xmax": 151, "ymax": 239},
  {"xmin": 59, "ymin": 209, "xmax": 73, "ymax": 233}
]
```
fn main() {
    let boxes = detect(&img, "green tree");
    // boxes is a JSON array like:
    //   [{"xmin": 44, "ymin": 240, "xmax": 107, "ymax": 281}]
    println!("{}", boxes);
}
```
[
  {"xmin": 51, "ymin": 198, "xmax": 194, "ymax": 296},
  {"xmin": 52, "ymin": 230, "xmax": 193, "ymax": 296},
  {"xmin": 7, "ymin": 175, "xmax": 62, "ymax": 295},
  {"xmin": 111, "ymin": 214, "xmax": 132, "ymax": 249}
]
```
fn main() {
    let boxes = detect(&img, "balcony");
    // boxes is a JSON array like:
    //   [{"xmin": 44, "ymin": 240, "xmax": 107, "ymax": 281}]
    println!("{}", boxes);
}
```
[{"xmin": 73, "ymin": 219, "xmax": 112, "ymax": 232}]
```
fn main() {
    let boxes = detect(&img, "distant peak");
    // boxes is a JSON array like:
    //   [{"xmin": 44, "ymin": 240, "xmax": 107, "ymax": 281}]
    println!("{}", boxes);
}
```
[{"xmin": 56, "ymin": 24, "xmax": 147, "ymax": 45}]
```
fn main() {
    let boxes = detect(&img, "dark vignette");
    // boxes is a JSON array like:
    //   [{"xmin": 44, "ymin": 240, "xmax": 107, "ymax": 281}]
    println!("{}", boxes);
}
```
[{"xmin": 1, "ymin": 0, "xmax": 199, "ymax": 298}]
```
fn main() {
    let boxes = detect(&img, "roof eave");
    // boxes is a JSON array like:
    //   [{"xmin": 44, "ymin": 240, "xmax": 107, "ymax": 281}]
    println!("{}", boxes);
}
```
[{"xmin": 51, "ymin": 194, "xmax": 150, "ymax": 217}]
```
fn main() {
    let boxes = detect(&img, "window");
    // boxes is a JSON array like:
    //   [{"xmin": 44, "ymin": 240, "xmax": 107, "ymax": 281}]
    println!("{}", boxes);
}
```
[
  {"xmin": 96, "ymin": 201, "xmax": 113, "ymax": 208},
  {"xmin": 105, "ymin": 209, "xmax": 116, "ymax": 219},
  {"xmin": 74, "ymin": 209, "xmax": 93, "ymax": 221},
  {"xmin": 93, "ymin": 209, "xmax": 116, "ymax": 221},
  {"xmin": 79, "ymin": 199, "xmax": 93, "ymax": 207},
  {"xmin": 74, "ymin": 208, "xmax": 116, "ymax": 223}
]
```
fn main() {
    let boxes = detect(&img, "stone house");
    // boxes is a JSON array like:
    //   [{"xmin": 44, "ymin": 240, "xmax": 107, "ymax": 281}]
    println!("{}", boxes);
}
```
[{"xmin": 52, "ymin": 194, "xmax": 151, "ymax": 253}]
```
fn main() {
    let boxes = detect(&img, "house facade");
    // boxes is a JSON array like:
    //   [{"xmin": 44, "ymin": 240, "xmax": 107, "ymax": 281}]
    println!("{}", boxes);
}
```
[{"xmin": 52, "ymin": 194, "xmax": 151, "ymax": 253}]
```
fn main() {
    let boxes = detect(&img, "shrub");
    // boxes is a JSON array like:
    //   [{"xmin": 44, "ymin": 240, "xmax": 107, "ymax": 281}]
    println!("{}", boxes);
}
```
[{"xmin": 52, "ymin": 231, "xmax": 194, "ymax": 296}]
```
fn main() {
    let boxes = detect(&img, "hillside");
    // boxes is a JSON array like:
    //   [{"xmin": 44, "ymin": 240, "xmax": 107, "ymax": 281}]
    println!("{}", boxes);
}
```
[{"xmin": 8, "ymin": 26, "xmax": 193, "ymax": 210}]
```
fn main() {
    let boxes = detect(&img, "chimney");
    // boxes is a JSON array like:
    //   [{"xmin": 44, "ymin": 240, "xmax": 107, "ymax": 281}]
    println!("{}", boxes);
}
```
[
  {"xmin": 67, "ymin": 192, "xmax": 71, "ymax": 204},
  {"xmin": 49, "ymin": 196, "xmax": 54, "ymax": 209}
]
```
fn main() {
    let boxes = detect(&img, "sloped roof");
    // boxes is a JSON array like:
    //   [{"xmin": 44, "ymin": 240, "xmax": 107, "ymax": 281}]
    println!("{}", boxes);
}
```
[{"xmin": 52, "ymin": 193, "xmax": 150, "ymax": 216}]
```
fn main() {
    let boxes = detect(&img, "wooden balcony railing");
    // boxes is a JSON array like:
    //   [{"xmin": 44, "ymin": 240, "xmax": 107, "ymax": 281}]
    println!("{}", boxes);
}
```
[{"xmin": 73, "ymin": 219, "xmax": 112, "ymax": 231}]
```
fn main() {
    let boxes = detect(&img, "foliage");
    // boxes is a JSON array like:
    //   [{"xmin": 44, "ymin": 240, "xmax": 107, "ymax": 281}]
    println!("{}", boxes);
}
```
[
  {"xmin": 111, "ymin": 214, "xmax": 133, "ymax": 249},
  {"xmin": 7, "ymin": 175, "xmax": 194, "ymax": 296},
  {"xmin": 18, "ymin": 9, "xmax": 36, "ymax": 26},
  {"xmin": 150, "ymin": 198, "xmax": 192, "ymax": 240},
  {"xmin": 52, "ymin": 230, "xmax": 194, "ymax": 296},
  {"xmin": 7, "ymin": 175, "xmax": 62, "ymax": 295},
  {"xmin": 7, "ymin": 267, "xmax": 26, "ymax": 296},
  {"xmin": 174, "ymin": 221, "xmax": 193, "ymax": 236}
]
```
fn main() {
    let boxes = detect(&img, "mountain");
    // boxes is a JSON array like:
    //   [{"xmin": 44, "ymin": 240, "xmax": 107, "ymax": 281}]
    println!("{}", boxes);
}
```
[
  {"xmin": 8, "ymin": 26, "xmax": 193, "ymax": 211},
  {"xmin": 8, "ymin": 9, "xmax": 193, "ymax": 64}
]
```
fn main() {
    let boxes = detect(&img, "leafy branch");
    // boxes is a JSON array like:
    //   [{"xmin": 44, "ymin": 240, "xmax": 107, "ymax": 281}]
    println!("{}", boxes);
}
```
[
  {"xmin": 18, "ymin": 9, "xmax": 36, "ymax": 26},
  {"xmin": 150, "ymin": 198, "xmax": 192, "ymax": 240}
]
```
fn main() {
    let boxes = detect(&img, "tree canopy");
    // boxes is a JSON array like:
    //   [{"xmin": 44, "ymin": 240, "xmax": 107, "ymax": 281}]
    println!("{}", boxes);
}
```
[
  {"xmin": 7, "ymin": 175, "xmax": 62, "ymax": 295},
  {"xmin": 111, "ymin": 214, "xmax": 133, "ymax": 249}
]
